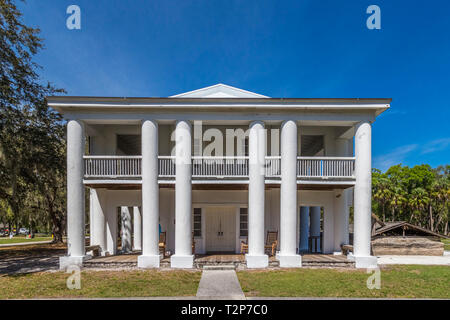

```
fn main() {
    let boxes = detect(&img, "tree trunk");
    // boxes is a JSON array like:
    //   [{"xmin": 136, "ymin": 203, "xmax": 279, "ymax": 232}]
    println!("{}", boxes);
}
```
[
  {"xmin": 429, "ymin": 204, "xmax": 434, "ymax": 231},
  {"xmin": 49, "ymin": 208, "xmax": 64, "ymax": 243}
]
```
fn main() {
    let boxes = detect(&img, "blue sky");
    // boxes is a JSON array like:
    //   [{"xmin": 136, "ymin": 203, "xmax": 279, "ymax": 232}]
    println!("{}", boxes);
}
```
[{"xmin": 18, "ymin": 0, "xmax": 450, "ymax": 171}]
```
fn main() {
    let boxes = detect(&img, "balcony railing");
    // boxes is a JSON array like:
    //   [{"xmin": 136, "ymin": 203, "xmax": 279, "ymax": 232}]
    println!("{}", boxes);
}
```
[
  {"xmin": 83, "ymin": 155, "xmax": 355, "ymax": 180},
  {"xmin": 265, "ymin": 156, "xmax": 281, "ymax": 178},
  {"xmin": 192, "ymin": 156, "xmax": 249, "ymax": 178},
  {"xmin": 84, "ymin": 156, "xmax": 142, "ymax": 178},
  {"xmin": 297, "ymin": 157, "xmax": 355, "ymax": 179},
  {"xmin": 158, "ymin": 156, "xmax": 175, "ymax": 177}
]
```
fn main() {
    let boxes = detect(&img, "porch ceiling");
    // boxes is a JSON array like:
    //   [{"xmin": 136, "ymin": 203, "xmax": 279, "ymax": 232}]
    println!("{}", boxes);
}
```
[{"xmin": 84, "ymin": 183, "xmax": 353, "ymax": 191}]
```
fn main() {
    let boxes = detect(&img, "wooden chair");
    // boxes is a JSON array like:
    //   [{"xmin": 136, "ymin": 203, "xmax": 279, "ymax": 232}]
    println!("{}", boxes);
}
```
[
  {"xmin": 264, "ymin": 231, "xmax": 278, "ymax": 256},
  {"xmin": 240, "ymin": 237, "xmax": 248, "ymax": 255},
  {"xmin": 240, "ymin": 231, "xmax": 278, "ymax": 256},
  {"xmin": 85, "ymin": 245, "xmax": 101, "ymax": 257},
  {"xmin": 159, "ymin": 232, "xmax": 166, "ymax": 258},
  {"xmin": 341, "ymin": 244, "xmax": 353, "ymax": 255}
]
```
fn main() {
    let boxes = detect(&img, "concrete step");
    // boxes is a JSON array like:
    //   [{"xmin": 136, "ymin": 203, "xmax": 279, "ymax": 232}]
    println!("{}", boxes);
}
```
[{"xmin": 202, "ymin": 264, "xmax": 236, "ymax": 270}]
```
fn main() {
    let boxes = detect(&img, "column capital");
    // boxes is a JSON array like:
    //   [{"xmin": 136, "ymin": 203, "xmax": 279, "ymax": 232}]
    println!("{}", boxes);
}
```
[
  {"xmin": 175, "ymin": 119, "xmax": 192, "ymax": 127},
  {"xmin": 141, "ymin": 118, "xmax": 159, "ymax": 125},
  {"xmin": 280, "ymin": 119, "xmax": 297, "ymax": 127},
  {"xmin": 356, "ymin": 120, "xmax": 372, "ymax": 130},
  {"xmin": 249, "ymin": 120, "xmax": 265, "ymax": 128}
]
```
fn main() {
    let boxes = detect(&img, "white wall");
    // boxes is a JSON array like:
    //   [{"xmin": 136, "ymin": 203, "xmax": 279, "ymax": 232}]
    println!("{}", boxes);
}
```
[
  {"xmin": 90, "ymin": 186, "xmax": 350, "ymax": 255},
  {"xmin": 87, "ymin": 123, "xmax": 354, "ymax": 158}
]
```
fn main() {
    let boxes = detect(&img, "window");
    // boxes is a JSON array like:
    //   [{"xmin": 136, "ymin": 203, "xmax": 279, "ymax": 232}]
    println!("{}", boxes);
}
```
[
  {"xmin": 240, "ymin": 208, "xmax": 248, "ymax": 237},
  {"xmin": 193, "ymin": 208, "xmax": 202, "ymax": 237},
  {"xmin": 301, "ymin": 135, "xmax": 324, "ymax": 156},
  {"xmin": 116, "ymin": 135, "xmax": 141, "ymax": 155}
]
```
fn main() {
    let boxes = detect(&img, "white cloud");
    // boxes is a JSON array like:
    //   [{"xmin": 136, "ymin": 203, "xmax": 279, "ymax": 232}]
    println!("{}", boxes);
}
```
[
  {"xmin": 373, "ymin": 144, "xmax": 418, "ymax": 171},
  {"xmin": 420, "ymin": 138, "xmax": 450, "ymax": 154}
]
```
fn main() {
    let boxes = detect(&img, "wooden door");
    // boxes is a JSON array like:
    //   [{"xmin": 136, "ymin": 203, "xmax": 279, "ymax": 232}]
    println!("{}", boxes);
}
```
[{"xmin": 205, "ymin": 207, "xmax": 236, "ymax": 253}]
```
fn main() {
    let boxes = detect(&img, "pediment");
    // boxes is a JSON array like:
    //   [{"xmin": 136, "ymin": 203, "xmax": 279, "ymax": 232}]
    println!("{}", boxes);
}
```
[{"xmin": 171, "ymin": 83, "xmax": 269, "ymax": 98}]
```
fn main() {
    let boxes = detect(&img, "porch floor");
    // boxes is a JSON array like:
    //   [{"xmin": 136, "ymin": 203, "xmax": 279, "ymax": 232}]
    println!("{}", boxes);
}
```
[{"xmin": 84, "ymin": 252, "xmax": 354, "ymax": 268}]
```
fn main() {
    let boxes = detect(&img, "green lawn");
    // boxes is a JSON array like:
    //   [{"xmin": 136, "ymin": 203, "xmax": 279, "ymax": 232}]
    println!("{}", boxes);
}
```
[
  {"xmin": 442, "ymin": 239, "xmax": 450, "ymax": 251},
  {"xmin": 0, "ymin": 270, "xmax": 201, "ymax": 299},
  {"xmin": 237, "ymin": 265, "xmax": 450, "ymax": 298},
  {"xmin": 0, "ymin": 237, "xmax": 52, "ymax": 245}
]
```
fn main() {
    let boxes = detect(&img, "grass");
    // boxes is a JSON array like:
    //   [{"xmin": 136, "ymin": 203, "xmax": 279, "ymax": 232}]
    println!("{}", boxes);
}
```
[
  {"xmin": 442, "ymin": 238, "xmax": 450, "ymax": 251},
  {"xmin": 0, "ymin": 236, "xmax": 53, "ymax": 245},
  {"xmin": 0, "ymin": 270, "xmax": 202, "ymax": 299},
  {"xmin": 237, "ymin": 265, "xmax": 450, "ymax": 298}
]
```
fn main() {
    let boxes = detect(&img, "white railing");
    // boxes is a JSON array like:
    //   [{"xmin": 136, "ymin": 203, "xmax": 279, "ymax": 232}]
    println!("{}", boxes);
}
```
[
  {"xmin": 297, "ymin": 157, "xmax": 355, "ymax": 178},
  {"xmin": 192, "ymin": 156, "xmax": 248, "ymax": 178},
  {"xmin": 265, "ymin": 156, "xmax": 281, "ymax": 178},
  {"xmin": 84, "ymin": 155, "xmax": 355, "ymax": 180},
  {"xmin": 84, "ymin": 156, "xmax": 142, "ymax": 178},
  {"xmin": 158, "ymin": 156, "xmax": 176, "ymax": 177}
]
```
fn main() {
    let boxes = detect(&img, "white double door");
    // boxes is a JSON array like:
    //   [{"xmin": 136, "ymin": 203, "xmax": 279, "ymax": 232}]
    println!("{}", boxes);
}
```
[{"xmin": 205, "ymin": 206, "xmax": 236, "ymax": 253}]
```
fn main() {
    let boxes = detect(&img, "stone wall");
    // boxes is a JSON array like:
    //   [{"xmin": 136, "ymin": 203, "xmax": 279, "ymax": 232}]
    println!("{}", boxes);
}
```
[{"xmin": 371, "ymin": 236, "xmax": 444, "ymax": 256}]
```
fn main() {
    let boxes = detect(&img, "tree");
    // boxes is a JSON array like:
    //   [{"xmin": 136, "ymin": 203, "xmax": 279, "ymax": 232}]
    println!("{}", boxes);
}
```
[
  {"xmin": 0, "ymin": 0, "xmax": 66, "ymax": 241},
  {"xmin": 372, "ymin": 164, "xmax": 449, "ymax": 236}
]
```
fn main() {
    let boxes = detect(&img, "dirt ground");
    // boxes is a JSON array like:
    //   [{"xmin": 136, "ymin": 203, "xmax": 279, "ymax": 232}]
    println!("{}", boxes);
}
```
[{"xmin": 0, "ymin": 243, "xmax": 66, "ymax": 275}]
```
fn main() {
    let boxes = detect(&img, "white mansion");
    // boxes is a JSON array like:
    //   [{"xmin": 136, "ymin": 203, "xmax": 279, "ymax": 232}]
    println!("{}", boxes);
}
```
[{"xmin": 48, "ymin": 84, "xmax": 390, "ymax": 269}]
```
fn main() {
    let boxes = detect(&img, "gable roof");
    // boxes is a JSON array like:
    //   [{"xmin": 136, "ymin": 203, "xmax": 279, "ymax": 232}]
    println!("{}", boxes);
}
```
[
  {"xmin": 170, "ymin": 83, "xmax": 269, "ymax": 98},
  {"xmin": 372, "ymin": 221, "xmax": 449, "ymax": 239}
]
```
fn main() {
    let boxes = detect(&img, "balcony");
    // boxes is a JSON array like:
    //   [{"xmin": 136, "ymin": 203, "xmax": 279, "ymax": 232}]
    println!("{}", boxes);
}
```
[{"xmin": 83, "ymin": 155, "xmax": 355, "ymax": 184}]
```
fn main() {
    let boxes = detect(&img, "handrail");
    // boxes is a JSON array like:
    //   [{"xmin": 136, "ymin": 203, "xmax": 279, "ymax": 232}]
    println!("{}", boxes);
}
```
[
  {"xmin": 297, "ymin": 156, "xmax": 355, "ymax": 160},
  {"xmin": 83, "ymin": 155, "xmax": 142, "ymax": 159},
  {"xmin": 83, "ymin": 155, "xmax": 355, "ymax": 180}
]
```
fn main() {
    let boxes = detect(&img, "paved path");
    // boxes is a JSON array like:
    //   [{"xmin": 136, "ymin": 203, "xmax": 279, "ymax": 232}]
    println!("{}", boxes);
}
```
[
  {"xmin": 378, "ymin": 255, "xmax": 450, "ymax": 266},
  {"xmin": 196, "ymin": 270, "xmax": 245, "ymax": 299},
  {"xmin": 0, "ymin": 240, "xmax": 53, "ymax": 248}
]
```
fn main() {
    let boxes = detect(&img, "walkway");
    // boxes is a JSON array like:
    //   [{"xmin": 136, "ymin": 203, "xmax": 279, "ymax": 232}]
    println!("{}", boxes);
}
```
[
  {"xmin": 377, "ymin": 255, "xmax": 450, "ymax": 266},
  {"xmin": 196, "ymin": 270, "xmax": 245, "ymax": 299},
  {"xmin": 0, "ymin": 240, "xmax": 53, "ymax": 248}
]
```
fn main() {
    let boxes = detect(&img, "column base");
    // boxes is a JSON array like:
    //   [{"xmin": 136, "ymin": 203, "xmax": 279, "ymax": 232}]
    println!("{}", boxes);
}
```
[
  {"xmin": 138, "ymin": 255, "xmax": 161, "ymax": 268},
  {"xmin": 170, "ymin": 254, "xmax": 194, "ymax": 268},
  {"xmin": 245, "ymin": 254, "xmax": 268, "ymax": 268},
  {"xmin": 278, "ymin": 254, "xmax": 302, "ymax": 268},
  {"xmin": 59, "ymin": 255, "xmax": 89, "ymax": 270},
  {"xmin": 354, "ymin": 255, "xmax": 378, "ymax": 268}
]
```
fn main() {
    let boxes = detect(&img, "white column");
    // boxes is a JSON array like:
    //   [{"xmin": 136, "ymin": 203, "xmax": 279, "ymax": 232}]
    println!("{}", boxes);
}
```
[
  {"xmin": 60, "ymin": 120, "xmax": 86, "ymax": 270},
  {"xmin": 299, "ymin": 206, "xmax": 309, "ymax": 252},
  {"xmin": 171, "ymin": 120, "xmax": 194, "ymax": 268},
  {"xmin": 246, "ymin": 121, "xmax": 268, "ymax": 268},
  {"xmin": 121, "ymin": 206, "xmax": 132, "ymax": 253},
  {"xmin": 334, "ymin": 139, "xmax": 350, "ymax": 253},
  {"xmin": 354, "ymin": 121, "xmax": 377, "ymax": 268},
  {"xmin": 279, "ymin": 120, "xmax": 301, "ymax": 267},
  {"xmin": 333, "ymin": 190, "xmax": 347, "ymax": 252},
  {"xmin": 90, "ymin": 188, "xmax": 107, "ymax": 255},
  {"xmin": 138, "ymin": 120, "xmax": 160, "ymax": 268},
  {"xmin": 310, "ymin": 206, "xmax": 321, "ymax": 252},
  {"xmin": 105, "ymin": 204, "xmax": 118, "ymax": 255},
  {"xmin": 133, "ymin": 206, "xmax": 142, "ymax": 251},
  {"xmin": 89, "ymin": 190, "xmax": 94, "ymax": 246}
]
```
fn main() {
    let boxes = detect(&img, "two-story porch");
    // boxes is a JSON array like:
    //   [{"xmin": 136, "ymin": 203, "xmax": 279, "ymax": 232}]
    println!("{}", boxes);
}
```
[{"xmin": 48, "ymin": 84, "xmax": 390, "ymax": 269}]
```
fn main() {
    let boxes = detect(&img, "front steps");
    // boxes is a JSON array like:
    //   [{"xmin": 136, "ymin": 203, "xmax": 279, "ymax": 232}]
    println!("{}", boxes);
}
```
[
  {"xmin": 202, "ymin": 265, "xmax": 236, "ymax": 270},
  {"xmin": 83, "ymin": 253, "xmax": 355, "ymax": 269}
]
